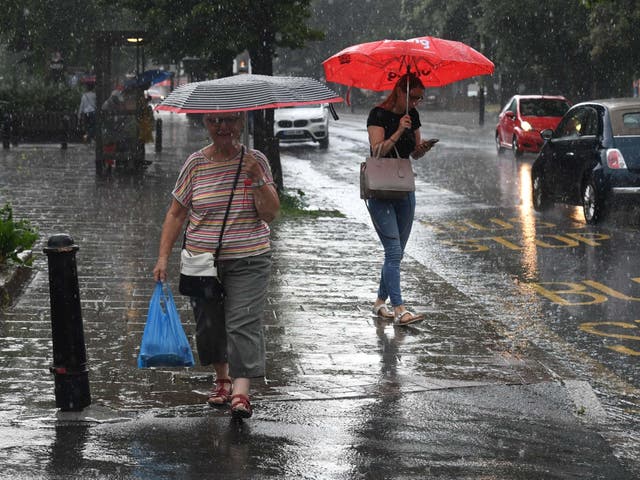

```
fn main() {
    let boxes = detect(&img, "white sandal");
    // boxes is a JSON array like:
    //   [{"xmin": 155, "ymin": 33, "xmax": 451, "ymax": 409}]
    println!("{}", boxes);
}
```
[
  {"xmin": 394, "ymin": 310, "xmax": 425, "ymax": 326},
  {"xmin": 373, "ymin": 303, "xmax": 394, "ymax": 319}
]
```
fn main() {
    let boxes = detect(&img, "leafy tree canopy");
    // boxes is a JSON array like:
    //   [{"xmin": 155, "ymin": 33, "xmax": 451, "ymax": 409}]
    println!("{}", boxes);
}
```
[
  {"xmin": 115, "ymin": 0, "xmax": 322, "ymax": 76},
  {"xmin": 0, "ymin": 0, "xmax": 140, "ymax": 76}
]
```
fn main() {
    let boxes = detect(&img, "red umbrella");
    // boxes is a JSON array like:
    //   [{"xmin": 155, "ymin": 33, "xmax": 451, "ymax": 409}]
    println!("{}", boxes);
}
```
[{"xmin": 322, "ymin": 36, "xmax": 494, "ymax": 92}]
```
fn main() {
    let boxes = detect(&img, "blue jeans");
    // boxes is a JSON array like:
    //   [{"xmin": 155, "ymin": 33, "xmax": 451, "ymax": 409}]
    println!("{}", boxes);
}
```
[{"xmin": 366, "ymin": 192, "xmax": 415, "ymax": 307}]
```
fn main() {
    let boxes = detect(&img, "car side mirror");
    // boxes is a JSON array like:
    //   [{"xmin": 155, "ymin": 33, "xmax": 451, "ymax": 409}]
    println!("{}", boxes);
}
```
[
  {"xmin": 505, "ymin": 111, "xmax": 516, "ymax": 119},
  {"xmin": 540, "ymin": 129, "xmax": 553, "ymax": 141}
]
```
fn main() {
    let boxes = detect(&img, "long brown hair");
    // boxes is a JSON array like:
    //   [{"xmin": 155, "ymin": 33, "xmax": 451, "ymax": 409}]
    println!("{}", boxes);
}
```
[{"xmin": 378, "ymin": 73, "xmax": 425, "ymax": 111}]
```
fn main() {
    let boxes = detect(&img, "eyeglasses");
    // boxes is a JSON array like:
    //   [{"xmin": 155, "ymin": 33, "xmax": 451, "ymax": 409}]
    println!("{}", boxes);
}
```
[{"xmin": 205, "ymin": 116, "xmax": 240, "ymax": 125}]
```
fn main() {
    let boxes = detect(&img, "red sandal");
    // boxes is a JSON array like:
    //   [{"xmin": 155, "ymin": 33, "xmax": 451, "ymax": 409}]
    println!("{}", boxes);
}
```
[
  {"xmin": 207, "ymin": 378, "xmax": 232, "ymax": 407},
  {"xmin": 230, "ymin": 393, "xmax": 253, "ymax": 419}
]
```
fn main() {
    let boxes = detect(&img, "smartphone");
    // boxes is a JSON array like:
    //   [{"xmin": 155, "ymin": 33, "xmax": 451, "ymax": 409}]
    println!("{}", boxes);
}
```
[{"xmin": 423, "ymin": 138, "xmax": 439, "ymax": 146}]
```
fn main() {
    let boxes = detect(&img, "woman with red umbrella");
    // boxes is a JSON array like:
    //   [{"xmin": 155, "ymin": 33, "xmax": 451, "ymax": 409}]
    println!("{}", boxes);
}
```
[{"xmin": 367, "ymin": 73, "xmax": 436, "ymax": 326}]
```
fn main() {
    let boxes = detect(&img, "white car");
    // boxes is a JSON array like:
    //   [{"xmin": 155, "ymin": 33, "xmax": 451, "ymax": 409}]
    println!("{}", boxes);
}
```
[{"xmin": 274, "ymin": 104, "xmax": 329, "ymax": 149}]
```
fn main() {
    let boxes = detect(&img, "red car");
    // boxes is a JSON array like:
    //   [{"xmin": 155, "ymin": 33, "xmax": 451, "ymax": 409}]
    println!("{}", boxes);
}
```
[{"xmin": 496, "ymin": 95, "xmax": 571, "ymax": 157}]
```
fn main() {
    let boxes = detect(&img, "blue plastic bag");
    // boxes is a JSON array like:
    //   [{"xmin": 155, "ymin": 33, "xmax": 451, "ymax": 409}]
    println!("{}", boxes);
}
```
[{"xmin": 137, "ymin": 282, "xmax": 195, "ymax": 368}]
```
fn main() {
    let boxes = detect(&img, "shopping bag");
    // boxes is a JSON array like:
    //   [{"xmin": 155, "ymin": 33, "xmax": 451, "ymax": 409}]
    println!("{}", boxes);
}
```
[{"xmin": 137, "ymin": 282, "xmax": 195, "ymax": 368}]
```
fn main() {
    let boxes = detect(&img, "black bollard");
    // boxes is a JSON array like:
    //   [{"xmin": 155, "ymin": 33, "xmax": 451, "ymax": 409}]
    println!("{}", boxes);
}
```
[
  {"xmin": 43, "ymin": 234, "xmax": 91, "ymax": 411},
  {"xmin": 1, "ymin": 112, "xmax": 10, "ymax": 149},
  {"xmin": 478, "ymin": 86, "xmax": 485, "ymax": 127},
  {"xmin": 155, "ymin": 118, "xmax": 162, "ymax": 152}
]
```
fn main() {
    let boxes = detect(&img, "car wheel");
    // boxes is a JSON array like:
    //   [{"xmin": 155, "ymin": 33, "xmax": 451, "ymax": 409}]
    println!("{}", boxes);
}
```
[
  {"xmin": 582, "ymin": 179, "xmax": 606, "ymax": 224},
  {"xmin": 319, "ymin": 136, "xmax": 329, "ymax": 149},
  {"xmin": 495, "ymin": 133, "xmax": 505, "ymax": 155},
  {"xmin": 532, "ymin": 171, "xmax": 552, "ymax": 211},
  {"xmin": 512, "ymin": 136, "xmax": 523, "ymax": 158}
]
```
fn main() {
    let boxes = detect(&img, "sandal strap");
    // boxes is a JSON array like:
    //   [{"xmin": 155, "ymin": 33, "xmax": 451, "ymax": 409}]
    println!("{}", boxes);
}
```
[
  {"xmin": 213, "ymin": 378, "xmax": 232, "ymax": 395},
  {"xmin": 230, "ymin": 393, "xmax": 253, "ymax": 419},
  {"xmin": 395, "ymin": 310, "xmax": 425, "ymax": 325},
  {"xmin": 230, "ymin": 393, "xmax": 251, "ymax": 408},
  {"xmin": 208, "ymin": 378, "xmax": 232, "ymax": 403}
]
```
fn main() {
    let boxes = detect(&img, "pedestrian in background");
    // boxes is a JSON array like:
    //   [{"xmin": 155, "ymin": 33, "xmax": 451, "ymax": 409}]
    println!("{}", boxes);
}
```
[
  {"xmin": 77, "ymin": 82, "xmax": 96, "ymax": 142},
  {"xmin": 153, "ymin": 111, "xmax": 280, "ymax": 419},
  {"xmin": 366, "ymin": 73, "xmax": 434, "ymax": 326}
]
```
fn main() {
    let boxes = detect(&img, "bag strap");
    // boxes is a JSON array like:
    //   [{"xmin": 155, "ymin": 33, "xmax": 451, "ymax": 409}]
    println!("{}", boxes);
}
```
[
  {"xmin": 372, "ymin": 142, "xmax": 400, "ymax": 159},
  {"xmin": 181, "ymin": 146, "xmax": 245, "ymax": 261},
  {"xmin": 214, "ymin": 146, "xmax": 245, "ymax": 260}
]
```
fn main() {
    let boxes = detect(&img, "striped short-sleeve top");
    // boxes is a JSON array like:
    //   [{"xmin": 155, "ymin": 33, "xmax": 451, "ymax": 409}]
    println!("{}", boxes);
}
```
[{"xmin": 172, "ymin": 146, "xmax": 273, "ymax": 260}]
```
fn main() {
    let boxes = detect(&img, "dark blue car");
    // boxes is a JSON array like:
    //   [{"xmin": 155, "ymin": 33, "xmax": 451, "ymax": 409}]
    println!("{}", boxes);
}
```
[{"xmin": 531, "ymin": 98, "xmax": 640, "ymax": 224}]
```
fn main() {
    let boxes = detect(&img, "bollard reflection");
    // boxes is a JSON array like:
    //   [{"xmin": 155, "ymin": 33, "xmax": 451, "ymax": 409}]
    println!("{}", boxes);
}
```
[{"xmin": 48, "ymin": 423, "xmax": 90, "ymax": 477}]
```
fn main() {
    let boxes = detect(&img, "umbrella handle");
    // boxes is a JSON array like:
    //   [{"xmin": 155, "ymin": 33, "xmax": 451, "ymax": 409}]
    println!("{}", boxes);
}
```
[
  {"xmin": 328, "ymin": 104, "xmax": 339, "ymax": 121},
  {"xmin": 406, "ymin": 65, "xmax": 410, "ymax": 115}
]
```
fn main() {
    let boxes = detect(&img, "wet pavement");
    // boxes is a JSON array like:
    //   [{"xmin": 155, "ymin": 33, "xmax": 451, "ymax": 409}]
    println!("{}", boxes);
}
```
[{"xmin": 0, "ymin": 112, "xmax": 637, "ymax": 478}]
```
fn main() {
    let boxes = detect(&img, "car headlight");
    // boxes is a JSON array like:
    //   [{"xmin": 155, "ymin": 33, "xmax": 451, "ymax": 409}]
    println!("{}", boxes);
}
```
[
  {"xmin": 310, "ymin": 117, "xmax": 324, "ymax": 123},
  {"xmin": 521, "ymin": 120, "xmax": 533, "ymax": 131}
]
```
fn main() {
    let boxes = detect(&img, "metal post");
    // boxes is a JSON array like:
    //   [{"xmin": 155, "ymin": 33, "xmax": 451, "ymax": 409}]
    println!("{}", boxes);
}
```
[
  {"xmin": 479, "ymin": 86, "xmax": 485, "ymax": 127},
  {"xmin": 43, "ymin": 234, "xmax": 91, "ymax": 412},
  {"xmin": 155, "ymin": 118, "xmax": 162, "ymax": 152},
  {"xmin": 61, "ymin": 114, "xmax": 69, "ymax": 150},
  {"xmin": 1, "ymin": 112, "xmax": 10, "ymax": 149}
]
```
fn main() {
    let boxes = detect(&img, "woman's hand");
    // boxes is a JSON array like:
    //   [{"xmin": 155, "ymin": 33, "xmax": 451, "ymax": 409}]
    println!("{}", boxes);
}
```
[
  {"xmin": 412, "ymin": 140, "xmax": 433, "ymax": 158},
  {"xmin": 396, "ymin": 114, "xmax": 412, "ymax": 135},
  {"xmin": 242, "ymin": 150, "xmax": 280, "ymax": 223},
  {"xmin": 243, "ymin": 151, "xmax": 264, "ymax": 182},
  {"xmin": 153, "ymin": 257, "xmax": 168, "ymax": 282}
]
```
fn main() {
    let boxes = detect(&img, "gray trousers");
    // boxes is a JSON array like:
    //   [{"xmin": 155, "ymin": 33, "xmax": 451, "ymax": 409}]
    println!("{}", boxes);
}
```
[{"xmin": 190, "ymin": 252, "xmax": 271, "ymax": 379}]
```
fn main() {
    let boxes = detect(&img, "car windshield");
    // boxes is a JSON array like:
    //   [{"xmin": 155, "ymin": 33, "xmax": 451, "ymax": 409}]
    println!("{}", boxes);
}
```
[{"xmin": 520, "ymin": 99, "xmax": 570, "ymax": 117}]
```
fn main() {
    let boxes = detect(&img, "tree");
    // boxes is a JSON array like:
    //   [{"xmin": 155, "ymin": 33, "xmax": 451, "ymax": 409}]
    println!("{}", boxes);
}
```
[
  {"xmin": 239, "ymin": 0, "xmax": 323, "ymax": 190},
  {"xmin": 117, "ymin": 0, "xmax": 322, "ymax": 189},
  {"xmin": 585, "ymin": 0, "xmax": 640, "ymax": 97},
  {"xmin": 0, "ymin": 0, "xmax": 138, "ymax": 80},
  {"xmin": 474, "ymin": 0, "xmax": 592, "ymax": 103}
]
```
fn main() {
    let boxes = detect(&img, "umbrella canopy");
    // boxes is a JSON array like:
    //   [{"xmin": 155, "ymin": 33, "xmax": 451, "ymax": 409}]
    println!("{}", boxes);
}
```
[
  {"xmin": 155, "ymin": 74, "xmax": 343, "ymax": 114},
  {"xmin": 124, "ymin": 70, "xmax": 174, "ymax": 90},
  {"xmin": 322, "ymin": 36, "xmax": 494, "ymax": 91},
  {"xmin": 140, "ymin": 69, "xmax": 173, "ymax": 86}
]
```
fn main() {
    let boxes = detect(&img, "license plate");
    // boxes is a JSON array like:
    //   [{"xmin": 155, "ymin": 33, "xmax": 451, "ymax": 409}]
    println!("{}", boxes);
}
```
[{"xmin": 283, "ymin": 130, "xmax": 304, "ymax": 135}]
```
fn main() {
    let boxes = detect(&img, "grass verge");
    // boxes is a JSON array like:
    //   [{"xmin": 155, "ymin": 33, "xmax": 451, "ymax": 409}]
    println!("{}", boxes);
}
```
[{"xmin": 278, "ymin": 189, "xmax": 344, "ymax": 219}]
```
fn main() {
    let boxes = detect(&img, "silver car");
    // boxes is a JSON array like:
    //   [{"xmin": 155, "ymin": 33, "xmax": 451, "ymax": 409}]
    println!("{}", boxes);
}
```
[{"xmin": 274, "ymin": 104, "xmax": 329, "ymax": 149}]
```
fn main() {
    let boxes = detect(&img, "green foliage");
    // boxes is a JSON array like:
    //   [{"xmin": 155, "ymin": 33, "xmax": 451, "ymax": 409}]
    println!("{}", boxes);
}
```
[
  {"xmin": 0, "ymin": 204, "xmax": 38, "ymax": 266},
  {"xmin": 278, "ymin": 189, "xmax": 344, "ymax": 218},
  {"xmin": 114, "ymin": 0, "xmax": 322, "ymax": 76},
  {"xmin": 276, "ymin": 0, "xmax": 402, "ymax": 79},
  {"xmin": 0, "ymin": 83, "xmax": 81, "ymax": 113},
  {"xmin": 0, "ymin": 0, "xmax": 140, "ymax": 79},
  {"xmin": 586, "ymin": 0, "xmax": 640, "ymax": 95}
]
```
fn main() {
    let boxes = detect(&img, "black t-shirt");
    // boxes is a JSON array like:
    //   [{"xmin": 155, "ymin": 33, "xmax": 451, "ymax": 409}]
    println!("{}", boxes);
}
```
[{"xmin": 367, "ymin": 106, "xmax": 421, "ymax": 158}]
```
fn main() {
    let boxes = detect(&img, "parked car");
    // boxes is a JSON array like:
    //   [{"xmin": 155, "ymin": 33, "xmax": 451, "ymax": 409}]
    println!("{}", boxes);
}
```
[
  {"xmin": 531, "ymin": 98, "xmax": 640, "ymax": 224},
  {"xmin": 274, "ymin": 104, "xmax": 329, "ymax": 149},
  {"xmin": 496, "ymin": 95, "xmax": 571, "ymax": 157}
]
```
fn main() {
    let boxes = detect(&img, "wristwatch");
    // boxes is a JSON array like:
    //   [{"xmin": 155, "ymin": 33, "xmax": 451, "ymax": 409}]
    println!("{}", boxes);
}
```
[{"xmin": 252, "ymin": 177, "xmax": 267, "ymax": 188}]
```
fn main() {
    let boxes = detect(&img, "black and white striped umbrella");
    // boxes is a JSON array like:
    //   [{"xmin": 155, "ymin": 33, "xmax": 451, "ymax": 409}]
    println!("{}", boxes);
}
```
[{"xmin": 155, "ymin": 74, "xmax": 342, "ymax": 113}]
